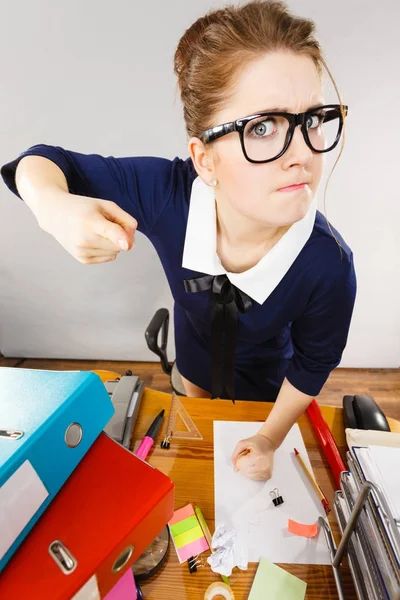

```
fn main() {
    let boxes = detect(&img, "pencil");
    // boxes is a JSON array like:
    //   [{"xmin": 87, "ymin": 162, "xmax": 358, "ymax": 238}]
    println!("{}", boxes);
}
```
[
  {"xmin": 195, "ymin": 505, "xmax": 212, "ymax": 547},
  {"xmin": 294, "ymin": 448, "xmax": 331, "ymax": 514}
]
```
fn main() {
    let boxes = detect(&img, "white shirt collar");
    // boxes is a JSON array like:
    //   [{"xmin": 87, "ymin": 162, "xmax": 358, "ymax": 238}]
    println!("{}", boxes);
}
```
[{"xmin": 182, "ymin": 176, "xmax": 317, "ymax": 305}]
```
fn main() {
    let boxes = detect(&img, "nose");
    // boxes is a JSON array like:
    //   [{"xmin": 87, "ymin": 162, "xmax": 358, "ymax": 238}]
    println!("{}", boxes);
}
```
[{"xmin": 282, "ymin": 123, "xmax": 313, "ymax": 167}]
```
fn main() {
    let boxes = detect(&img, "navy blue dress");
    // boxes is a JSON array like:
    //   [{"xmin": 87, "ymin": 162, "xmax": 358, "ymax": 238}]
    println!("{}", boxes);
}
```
[{"xmin": 1, "ymin": 145, "xmax": 357, "ymax": 401}]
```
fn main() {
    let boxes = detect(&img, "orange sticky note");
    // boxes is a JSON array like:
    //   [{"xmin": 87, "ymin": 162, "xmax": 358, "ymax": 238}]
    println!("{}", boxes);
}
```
[
  {"xmin": 169, "ymin": 504, "xmax": 194, "ymax": 526},
  {"xmin": 288, "ymin": 519, "xmax": 319, "ymax": 538}
]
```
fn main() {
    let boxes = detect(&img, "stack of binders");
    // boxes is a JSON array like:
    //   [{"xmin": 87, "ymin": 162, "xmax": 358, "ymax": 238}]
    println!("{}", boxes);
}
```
[
  {"xmin": 334, "ymin": 441, "xmax": 400, "ymax": 600},
  {"xmin": 0, "ymin": 367, "xmax": 174, "ymax": 599}
]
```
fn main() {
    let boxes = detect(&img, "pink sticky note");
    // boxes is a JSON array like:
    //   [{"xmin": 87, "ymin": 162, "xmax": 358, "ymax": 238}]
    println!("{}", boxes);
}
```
[
  {"xmin": 176, "ymin": 536, "xmax": 209, "ymax": 563},
  {"xmin": 288, "ymin": 519, "xmax": 319, "ymax": 538},
  {"xmin": 169, "ymin": 504, "xmax": 195, "ymax": 526},
  {"xmin": 103, "ymin": 569, "xmax": 137, "ymax": 600}
]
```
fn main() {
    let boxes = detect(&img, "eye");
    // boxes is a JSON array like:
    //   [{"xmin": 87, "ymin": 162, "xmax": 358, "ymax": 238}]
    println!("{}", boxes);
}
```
[
  {"xmin": 307, "ymin": 113, "xmax": 324, "ymax": 129},
  {"xmin": 249, "ymin": 118, "xmax": 276, "ymax": 137}
]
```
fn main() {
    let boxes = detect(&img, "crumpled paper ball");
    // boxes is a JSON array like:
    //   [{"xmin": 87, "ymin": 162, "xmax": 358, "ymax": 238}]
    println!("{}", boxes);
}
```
[{"xmin": 207, "ymin": 524, "xmax": 248, "ymax": 577}]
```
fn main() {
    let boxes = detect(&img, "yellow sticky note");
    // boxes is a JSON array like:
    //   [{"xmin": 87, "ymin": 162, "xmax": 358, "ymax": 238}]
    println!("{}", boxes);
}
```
[
  {"xmin": 173, "ymin": 524, "xmax": 204, "ymax": 549},
  {"xmin": 248, "ymin": 557, "xmax": 307, "ymax": 600}
]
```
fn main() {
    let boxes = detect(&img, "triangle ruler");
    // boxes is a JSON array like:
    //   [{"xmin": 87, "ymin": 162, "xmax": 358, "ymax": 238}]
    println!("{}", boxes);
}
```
[{"xmin": 161, "ymin": 393, "xmax": 203, "ymax": 448}]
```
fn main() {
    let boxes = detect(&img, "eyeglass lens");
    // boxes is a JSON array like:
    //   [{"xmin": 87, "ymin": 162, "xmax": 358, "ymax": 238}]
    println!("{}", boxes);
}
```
[{"xmin": 243, "ymin": 107, "xmax": 341, "ymax": 161}]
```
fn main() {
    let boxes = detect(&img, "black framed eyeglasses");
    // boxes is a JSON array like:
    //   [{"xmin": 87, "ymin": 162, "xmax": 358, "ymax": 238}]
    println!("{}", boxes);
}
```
[{"xmin": 199, "ymin": 104, "xmax": 348, "ymax": 164}]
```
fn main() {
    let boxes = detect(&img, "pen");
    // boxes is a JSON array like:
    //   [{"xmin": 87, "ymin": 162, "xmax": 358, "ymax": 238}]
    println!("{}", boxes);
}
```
[
  {"xmin": 294, "ymin": 448, "xmax": 331, "ymax": 514},
  {"xmin": 135, "ymin": 409, "xmax": 165, "ymax": 461},
  {"xmin": 195, "ymin": 505, "xmax": 230, "ymax": 586}
]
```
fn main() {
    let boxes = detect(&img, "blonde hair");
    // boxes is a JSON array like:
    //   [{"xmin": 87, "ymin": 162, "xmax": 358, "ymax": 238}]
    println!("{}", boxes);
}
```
[{"xmin": 174, "ymin": 0, "xmax": 346, "ymax": 256}]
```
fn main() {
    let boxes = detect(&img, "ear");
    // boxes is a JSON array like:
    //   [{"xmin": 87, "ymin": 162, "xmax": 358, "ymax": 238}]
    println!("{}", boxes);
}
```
[{"xmin": 188, "ymin": 137, "xmax": 217, "ymax": 186}]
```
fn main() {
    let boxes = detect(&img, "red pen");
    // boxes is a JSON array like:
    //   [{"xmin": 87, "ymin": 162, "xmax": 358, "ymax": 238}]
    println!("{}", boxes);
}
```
[{"xmin": 135, "ymin": 409, "xmax": 165, "ymax": 461}]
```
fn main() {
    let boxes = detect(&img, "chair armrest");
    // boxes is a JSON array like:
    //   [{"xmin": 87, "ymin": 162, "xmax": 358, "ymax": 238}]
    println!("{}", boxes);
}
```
[{"xmin": 145, "ymin": 309, "xmax": 172, "ymax": 376}]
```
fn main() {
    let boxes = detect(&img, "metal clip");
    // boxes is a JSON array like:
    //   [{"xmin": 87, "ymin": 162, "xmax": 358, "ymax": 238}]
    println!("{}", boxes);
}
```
[
  {"xmin": 49, "ymin": 541, "xmax": 77, "ymax": 574},
  {"xmin": 0, "ymin": 429, "xmax": 24, "ymax": 440},
  {"xmin": 187, "ymin": 554, "xmax": 205, "ymax": 573},
  {"xmin": 161, "ymin": 431, "xmax": 172, "ymax": 449},
  {"xmin": 269, "ymin": 488, "xmax": 284, "ymax": 506}
]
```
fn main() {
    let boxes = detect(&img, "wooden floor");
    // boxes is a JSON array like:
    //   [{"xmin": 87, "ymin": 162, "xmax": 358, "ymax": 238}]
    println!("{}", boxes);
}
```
[{"xmin": 1, "ymin": 354, "xmax": 399, "ymax": 421}]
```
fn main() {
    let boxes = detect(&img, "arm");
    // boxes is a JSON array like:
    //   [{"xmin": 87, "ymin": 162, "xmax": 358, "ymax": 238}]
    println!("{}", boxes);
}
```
[
  {"xmin": 231, "ymin": 379, "xmax": 313, "ymax": 481},
  {"xmin": 259, "ymin": 250, "xmax": 357, "ymax": 447},
  {"xmin": 257, "ymin": 378, "xmax": 313, "ymax": 449},
  {"xmin": 232, "ymin": 248, "xmax": 357, "ymax": 480},
  {"xmin": 1, "ymin": 144, "xmax": 183, "ymax": 262},
  {"xmin": 12, "ymin": 153, "xmax": 136, "ymax": 262},
  {"xmin": 15, "ymin": 155, "xmax": 69, "ymax": 221}
]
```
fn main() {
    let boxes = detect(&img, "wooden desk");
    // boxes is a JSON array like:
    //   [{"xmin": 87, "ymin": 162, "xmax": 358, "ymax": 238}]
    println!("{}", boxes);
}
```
[{"xmin": 132, "ymin": 389, "xmax": 400, "ymax": 600}]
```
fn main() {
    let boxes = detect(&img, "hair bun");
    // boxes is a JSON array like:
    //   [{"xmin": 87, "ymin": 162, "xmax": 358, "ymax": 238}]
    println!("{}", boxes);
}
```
[
  {"xmin": 174, "ymin": 11, "xmax": 224, "ymax": 88},
  {"xmin": 173, "ymin": 0, "xmax": 334, "ymax": 144}
]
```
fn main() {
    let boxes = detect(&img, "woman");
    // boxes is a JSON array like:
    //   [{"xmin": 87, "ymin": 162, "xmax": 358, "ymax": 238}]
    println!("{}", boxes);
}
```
[{"xmin": 1, "ymin": 0, "xmax": 356, "ymax": 481}]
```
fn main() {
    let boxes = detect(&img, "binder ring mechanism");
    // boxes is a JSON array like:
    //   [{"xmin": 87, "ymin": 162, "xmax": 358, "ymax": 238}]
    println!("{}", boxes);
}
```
[
  {"xmin": 64, "ymin": 423, "xmax": 83, "ymax": 448},
  {"xmin": 49, "ymin": 541, "xmax": 77, "ymax": 575},
  {"xmin": 112, "ymin": 545, "xmax": 134, "ymax": 573},
  {"xmin": 0, "ymin": 429, "xmax": 24, "ymax": 440},
  {"xmin": 48, "ymin": 541, "xmax": 135, "ymax": 576}
]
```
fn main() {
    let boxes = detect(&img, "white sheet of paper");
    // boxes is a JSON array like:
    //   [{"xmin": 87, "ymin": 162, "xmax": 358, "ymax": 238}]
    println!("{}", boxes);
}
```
[
  {"xmin": 213, "ymin": 421, "xmax": 330, "ymax": 565},
  {"xmin": 0, "ymin": 460, "xmax": 49, "ymax": 561},
  {"xmin": 365, "ymin": 445, "xmax": 400, "ymax": 520},
  {"xmin": 72, "ymin": 575, "xmax": 100, "ymax": 600}
]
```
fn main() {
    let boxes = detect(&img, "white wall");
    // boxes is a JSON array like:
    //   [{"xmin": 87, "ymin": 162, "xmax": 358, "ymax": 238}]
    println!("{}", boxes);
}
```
[{"xmin": 0, "ymin": 0, "xmax": 399, "ymax": 366}]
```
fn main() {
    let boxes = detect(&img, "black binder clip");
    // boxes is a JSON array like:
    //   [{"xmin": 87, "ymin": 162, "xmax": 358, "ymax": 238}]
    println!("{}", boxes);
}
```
[
  {"xmin": 161, "ymin": 431, "xmax": 172, "ymax": 449},
  {"xmin": 187, "ymin": 554, "xmax": 204, "ymax": 573},
  {"xmin": 270, "ymin": 488, "xmax": 284, "ymax": 507}
]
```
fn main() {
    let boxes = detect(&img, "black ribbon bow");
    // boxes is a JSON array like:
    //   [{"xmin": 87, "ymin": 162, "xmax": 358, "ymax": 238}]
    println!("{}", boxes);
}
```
[{"xmin": 184, "ymin": 274, "xmax": 253, "ymax": 402}]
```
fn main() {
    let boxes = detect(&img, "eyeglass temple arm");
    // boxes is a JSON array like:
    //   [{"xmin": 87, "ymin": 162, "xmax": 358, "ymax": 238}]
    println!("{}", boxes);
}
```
[
  {"xmin": 201, "ymin": 122, "xmax": 235, "ymax": 143},
  {"xmin": 322, "ymin": 106, "xmax": 348, "ymax": 124}
]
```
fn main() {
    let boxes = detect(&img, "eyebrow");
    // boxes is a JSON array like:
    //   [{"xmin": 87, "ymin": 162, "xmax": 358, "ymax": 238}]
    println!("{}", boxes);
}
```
[{"xmin": 257, "ymin": 103, "xmax": 325, "ymax": 113}]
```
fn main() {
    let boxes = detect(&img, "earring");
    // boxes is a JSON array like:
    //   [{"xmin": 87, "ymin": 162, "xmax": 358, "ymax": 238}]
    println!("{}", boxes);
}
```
[{"xmin": 210, "ymin": 179, "xmax": 217, "ymax": 187}]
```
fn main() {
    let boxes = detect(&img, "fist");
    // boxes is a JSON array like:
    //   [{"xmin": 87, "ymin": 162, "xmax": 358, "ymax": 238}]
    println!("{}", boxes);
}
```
[
  {"xmin": 37, "ymin": 190, "xmax": 137, "ymax": 264},
  {"xmin": 231, "ymin": 433, "xmax": 276, "ymax": 481}
]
